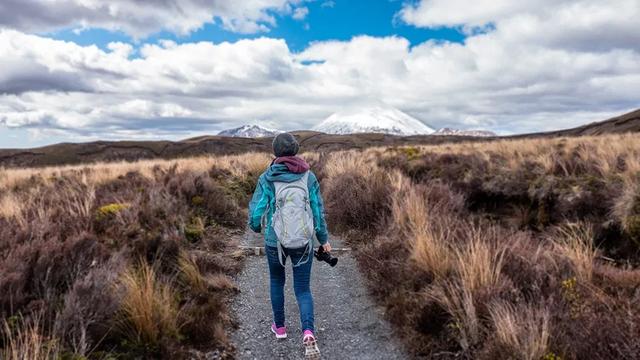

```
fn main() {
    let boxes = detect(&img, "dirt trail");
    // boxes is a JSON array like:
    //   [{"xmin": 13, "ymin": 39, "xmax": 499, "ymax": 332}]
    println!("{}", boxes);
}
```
[{"xmin": 231, "ymin": 230, "xmax": 408, "ymax": 359}]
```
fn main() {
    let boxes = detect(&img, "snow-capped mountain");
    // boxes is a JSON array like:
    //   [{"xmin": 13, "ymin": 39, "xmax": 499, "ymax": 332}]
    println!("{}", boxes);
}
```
[
  {"xmin": 313, "ymin": 106, "xmax": 435, "ymax": 136},
  {"xmin": 217, "ymin": 125, "xmax": 281, "ymax": 138},
  {"xmin": 433, "ymin": 128, "xmax": 497, "ymax": 137}
]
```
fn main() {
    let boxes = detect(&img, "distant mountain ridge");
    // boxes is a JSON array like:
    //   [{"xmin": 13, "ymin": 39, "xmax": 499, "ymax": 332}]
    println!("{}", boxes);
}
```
[
  {"xmin": 434, "ymin": 128, "xmax": 497, "ymax": 137},
  {"xmin": 314, "ymin": 106, "xmax": 435, "ymax": 136},
  {"xmin": 1, "ymin": 108, "xmax": 638, "ymax": 168},
  {"xmin": 525, "ymin": 108, "xmax": 640, "ymax": 137},
  {"xmin": 218, "ymin": 125, "xmax": 281, "ymax": 138}
]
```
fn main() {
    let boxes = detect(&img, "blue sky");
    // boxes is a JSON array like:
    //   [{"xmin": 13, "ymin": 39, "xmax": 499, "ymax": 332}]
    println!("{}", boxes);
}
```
[
  {"xmin": 1, "ymin": 0, "xmax": 638, "ymax": 148},
  {"xmin": 48, "ymin": 0, "xmax": 466, "ymax": 54}
]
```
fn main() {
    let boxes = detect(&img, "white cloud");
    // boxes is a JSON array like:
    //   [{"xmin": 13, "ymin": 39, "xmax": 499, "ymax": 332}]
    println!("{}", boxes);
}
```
[
  {"xmin": 0, "ymin": 0, "xmax": 308, "ymax": 37},
  {"xmin": 1, "ymin": 1, "xmax": 640, "ymax": 145},
  {"xmin": 321, "ymin": 1, "xmax": 335, "ymax": 8},
  {"xmin": 293, "ymin": 7, "xmax": 309, "ymax": 20},
  {"xmin": 399, "ymin": 0, "xmax": 640, "ymax": 51}
]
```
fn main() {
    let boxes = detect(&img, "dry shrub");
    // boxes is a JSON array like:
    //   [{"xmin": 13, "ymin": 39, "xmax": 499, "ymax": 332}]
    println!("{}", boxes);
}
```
[
  {"xmin": 317, "ymin": 137, "xmax": 640, "ymax": 359},
  {"xmin": 118, "ymin": 262, "xmax": 181, "ymax": 348},
  {"xmin": 55, "ymin": 255, "xmax": 126, "ymax": 355},
  {"xmin": 324, "ymin": 169, "xmax": 392, "ymax": 234},
  {"xmin": 178, "ymin": 295, "xmax": 231, "ymax": 349},
  {"xmin": 0, "ymin": 152, "xmax": 255, "ymax": 357},
  {"xmin": 488, "ymin": 302, "xmax": 550, "ymax": 360},
  {"xmin": 166, "ymin": 169, "xmax": 244, "ymax": 228},
  {"xmin": 551, "ymin": 286, "xmax": 640, "ymax": 360},
  {"xmin": 2, "ymin": 314, "xmax": 59, "ymax": 360}
]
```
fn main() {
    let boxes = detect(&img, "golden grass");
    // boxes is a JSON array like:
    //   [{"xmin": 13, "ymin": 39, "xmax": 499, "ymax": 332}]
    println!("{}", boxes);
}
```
[
  {"xmin": 429, "ymin": 281, "xmax": 479, "ymax": 351},
  {"xmin": 553, "ymin": 223, "xmax": 597, "ymax": 282},
  {"xmin": 392, "ymin": 183, "xmax": 455, "ymax": 277},
  {"xmin": 177, "ymin": 252, "xmax": 207, "ymax": 294},
  {"xmin": 376, "ymin": 133, "xmax": 640, "ymax": 181},
  {"xmin": 0, "ymin": 192, "xmax": 23, "ymax": 220},
  {"xmin": 1, "ymin": 315, "xmax": 59, "ymax": 360},
  {"xmin": 489, "ymin": 301, "xmax": 550, "ymax": 360},
  {"xmin": 612, "ymin": 180, "xmax": 640, "ymax": 231},
  {"xmin": 0, "ymin": 152, "xmax": 273, "ymax": 192},
  {"xmin": 323, "ymin": 150, "xmax": 379, "ymax": 178},
  {"xmin": 455, "ymin": 226, "xmax": 505, "ymax": 292},
  {"xmin": 118, "ymin": 262, "xmax": 180, "ymax": 346}
]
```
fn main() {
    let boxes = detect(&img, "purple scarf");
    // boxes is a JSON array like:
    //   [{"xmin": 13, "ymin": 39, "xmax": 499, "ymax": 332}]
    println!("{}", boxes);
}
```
[{"xmin": 274, "ymin": 156, "xmax": 310, "ymax": 174}]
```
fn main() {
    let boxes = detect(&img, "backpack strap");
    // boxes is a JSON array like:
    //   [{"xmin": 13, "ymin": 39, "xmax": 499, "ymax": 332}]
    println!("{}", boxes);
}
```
[{"xmin": 277, "ymin": 240, "xmax": 312, "ymax": 268}]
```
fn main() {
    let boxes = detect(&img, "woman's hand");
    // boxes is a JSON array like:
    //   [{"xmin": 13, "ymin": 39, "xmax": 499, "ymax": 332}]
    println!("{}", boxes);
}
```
[{"xmin": 322, "ymin": 243, "xmax": 332, "ymax": 253}]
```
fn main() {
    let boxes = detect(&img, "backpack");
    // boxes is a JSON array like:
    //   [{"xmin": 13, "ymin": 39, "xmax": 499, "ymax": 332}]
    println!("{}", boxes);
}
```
[{"xmin": 272, "ymin": 171, "xmax": 314, "ymax": 267}]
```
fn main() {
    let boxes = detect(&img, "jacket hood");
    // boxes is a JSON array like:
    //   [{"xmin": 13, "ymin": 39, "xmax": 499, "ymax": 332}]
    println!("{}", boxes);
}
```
[
  {"xmin": 273, "ymin": 156, "xmax": 310, "ymax": 174},
  {"xmin": 265, "ymin": 164, "xmax": 306, "ymax": 183}
]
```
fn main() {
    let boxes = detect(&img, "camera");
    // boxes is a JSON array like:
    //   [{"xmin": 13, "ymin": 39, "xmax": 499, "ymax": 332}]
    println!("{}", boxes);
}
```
[{"xmin": 314, "ymin": 246, "xmax": 338, "ymax": 267}]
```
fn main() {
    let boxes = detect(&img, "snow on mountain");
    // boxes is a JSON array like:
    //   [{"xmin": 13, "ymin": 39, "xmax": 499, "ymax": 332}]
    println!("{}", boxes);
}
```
[
  {"xmin": 433, "ymin": 128, "xmax": 497, "ymax": 137},
  {"xmin": 217, "ymin": 125, "xmax": 281, "ymax": 138},
  {"xmin": 313, "ymin": 106, "xmax": 435, "ymax": 136}
]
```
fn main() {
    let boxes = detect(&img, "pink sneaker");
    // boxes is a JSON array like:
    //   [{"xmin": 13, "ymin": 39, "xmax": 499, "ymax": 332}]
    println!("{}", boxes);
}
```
[
  {"xmin": 303, "ymin": 330, "xmax": 321, "ymax": 359},
  {"xmin": 271, "ymin": 323, "xmax": 287, "ymax": 339}
]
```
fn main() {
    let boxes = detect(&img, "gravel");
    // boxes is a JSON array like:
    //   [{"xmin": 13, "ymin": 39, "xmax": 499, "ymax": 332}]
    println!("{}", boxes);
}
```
[{"xmin": 230, "ymin": 231, "xmax": 408, "ymax": 359}]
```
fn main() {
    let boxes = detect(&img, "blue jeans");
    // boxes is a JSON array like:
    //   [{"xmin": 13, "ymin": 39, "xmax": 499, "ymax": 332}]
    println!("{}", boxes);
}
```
[{"xmin": 265, "ymin": 245, "xmax": 314, "ymax": 332}]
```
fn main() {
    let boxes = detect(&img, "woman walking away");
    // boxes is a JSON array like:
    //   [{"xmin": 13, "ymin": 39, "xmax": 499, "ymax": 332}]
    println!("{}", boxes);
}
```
[{"xmin": 248, "ymin": 133, "xmax": 331, "ymax": 359}]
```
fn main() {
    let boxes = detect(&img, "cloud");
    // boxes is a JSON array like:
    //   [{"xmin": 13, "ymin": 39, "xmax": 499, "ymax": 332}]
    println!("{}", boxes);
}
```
[
  {"xmin": 1, "ymin": 0, "xmax": 640, "ymax": 145},
  {"xmin": 0, "ymin": 0, "xmax": 308, "ymax": 38},
  {"xmin": 321, "ymin": 1, "xmax": 335, "ymax": 8},
  {"xmin": 398, "ymin": 0, "xmax": 640, "ymax": 51},
  {"xmin": 292, "ymin": 7, "xmax": 309, "ymax": 20}
]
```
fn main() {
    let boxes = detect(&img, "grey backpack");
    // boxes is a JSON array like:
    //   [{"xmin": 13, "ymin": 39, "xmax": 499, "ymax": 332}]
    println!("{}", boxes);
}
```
[{"xmin": 272, "ymin": 172, "xmax": 314, "ymax": 267}]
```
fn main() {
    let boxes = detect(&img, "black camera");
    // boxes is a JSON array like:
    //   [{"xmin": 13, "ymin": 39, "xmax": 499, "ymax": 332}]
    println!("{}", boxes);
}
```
[{"xmin": 314, "ymin": 246, "xmax": 338, "ymax": 267}]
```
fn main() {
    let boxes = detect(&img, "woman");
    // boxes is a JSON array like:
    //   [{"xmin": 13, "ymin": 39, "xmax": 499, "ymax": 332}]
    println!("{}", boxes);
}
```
[{"xmin": 248, "ymin": 133, "xmax": 331, "ymax": 359}]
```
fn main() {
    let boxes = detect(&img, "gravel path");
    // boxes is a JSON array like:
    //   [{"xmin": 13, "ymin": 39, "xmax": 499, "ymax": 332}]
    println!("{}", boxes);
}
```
[{"xmin": 230, "ymin": 231, "xmax": 408, "ymax": 359}]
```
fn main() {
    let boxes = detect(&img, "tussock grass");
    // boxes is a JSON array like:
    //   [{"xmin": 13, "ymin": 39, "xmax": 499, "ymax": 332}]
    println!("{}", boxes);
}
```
[
  {"xmin": 323, "ymin": 133, "xmax": 640, "ymax": 359},
  {"xmin": 323, "ymin": 150, "xmax": 378, "ymax": 178},
  {"xmin": 118, "ymin": 261, "xmax": 181, "ymax": 347},
  {"xmin": 0, "ymin": 152, "xmax": 272, "ymax": 192},
  {"xmin": 2, "ymin": 314, "xmax": 59, "ymax": 360},
  {"xmin": 177, "ymin": 251, "xmax": 208, "ymax": 294},
  {"xmin": 553, "ymin": 222, "xmax": 597, "ymax": 282},
  {"xmin": 0, "ymin": 192, "xmax": 22, "ymax": 220},
  {"xmin": 3, "ymin": 132, "xmax": 640, "ymax": 359},
  {"xmin": 489, "ymin": 301, "xmax": 550, "ymax": 360},
  {"xmin": 454, "ymin": 225, "xmax": 505, "ymax": 293},
  {"xmin": 429, "ymin": 281, "xmax": 479, "ymax": 351},
  {"xmin": 0, "ymin": 151, "xmax": 251, "ymax": 357}
]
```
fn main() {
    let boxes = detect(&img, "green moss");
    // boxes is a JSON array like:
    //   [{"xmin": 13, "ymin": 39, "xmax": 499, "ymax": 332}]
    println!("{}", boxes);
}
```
[
  {"xmin": 59, "ymin": 352, "xmax": 89, "ymax": 360},
  {"xmin": 543, "ymin": 352, "xmax": 563, "ymax": 360},
  {"xmin": 225, "ymin": 176, "xmax": 257, "ymax": 205},
  {"xmin": 184, "ymin": 217, "xmax": 205, "ymax": 242},
  {"xmin": 399, "ymin": 146, "xmax": 421, "ymax": 160},
  {"xmin": 95, "ymin": 203, "xmax": 129, "ymax": 221},
  {"xmin": 561, "ymin": 277, "xmax": 583, "ymax": 318},
  {"xmin": 191, "ymin": 195, "xmax": 205, "ymax": 206}
]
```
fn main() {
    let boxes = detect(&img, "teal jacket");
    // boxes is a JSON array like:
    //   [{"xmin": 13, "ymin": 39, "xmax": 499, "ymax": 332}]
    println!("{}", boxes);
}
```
[{"xmin": 248, "ymin": 164, "xmax": 329, "ymax": 247}]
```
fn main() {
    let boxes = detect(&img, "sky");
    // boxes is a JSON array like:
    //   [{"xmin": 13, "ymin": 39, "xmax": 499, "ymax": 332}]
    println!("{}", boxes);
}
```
[{"xmin": 0, "ymin": 0, "xmax": 639, "ymax": 148}]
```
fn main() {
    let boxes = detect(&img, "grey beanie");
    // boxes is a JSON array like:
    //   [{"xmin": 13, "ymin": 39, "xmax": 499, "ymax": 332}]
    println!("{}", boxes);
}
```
[{"xmin": 272, "ymin": 133, "xmax": 299, "ymax": 157}]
